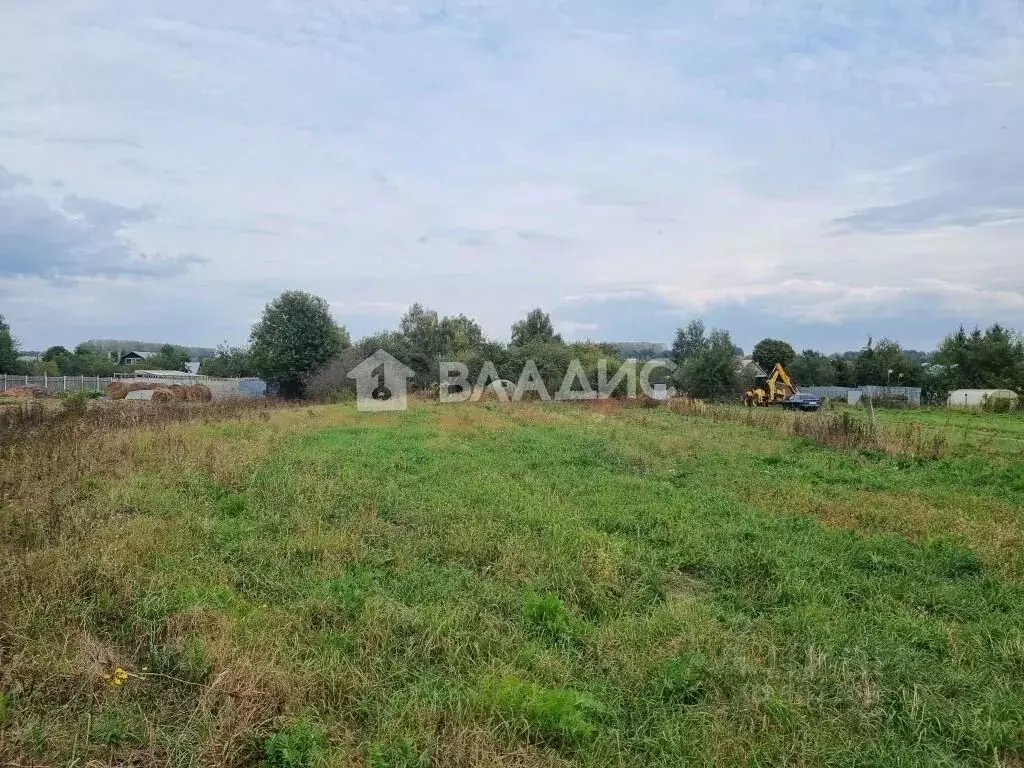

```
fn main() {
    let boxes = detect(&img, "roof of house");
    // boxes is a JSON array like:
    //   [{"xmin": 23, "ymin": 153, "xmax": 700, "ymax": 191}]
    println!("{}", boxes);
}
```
[
  {"xmin": 737, "ymin": 357, "xmax": 767, "ymax": 377},
  {"xmin": 120, "ymin": 350, "xmax": 156, "ymax": 359}
]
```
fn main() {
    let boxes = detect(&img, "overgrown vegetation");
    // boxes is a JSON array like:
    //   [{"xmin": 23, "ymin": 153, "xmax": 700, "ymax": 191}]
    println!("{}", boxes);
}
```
[{"xmin": 1, "ymin": 398, "xmax": 1022, "ymax": 766}]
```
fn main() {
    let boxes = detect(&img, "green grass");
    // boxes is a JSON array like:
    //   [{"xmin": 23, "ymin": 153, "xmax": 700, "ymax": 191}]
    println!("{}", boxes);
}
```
[
  {"xmin": 1, "ymin": 401, "xmax": 1023, "ymax": 766},
  {"xmin": 866, "ymin": 405, "xmax": 1024, "ymax": 457}
]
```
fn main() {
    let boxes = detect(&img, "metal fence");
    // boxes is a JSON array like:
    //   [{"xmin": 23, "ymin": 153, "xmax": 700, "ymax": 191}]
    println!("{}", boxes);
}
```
[
  {"xmin": 802, "ymin": 386, "xmax": 852, "ymax": 401},
  {"xmin": 1, "ymin": 374, "xmax": 265, "ymax": 398},
  {"xmin": 802, "ymin": 385, "xmax": 922, "ymax": 407}
]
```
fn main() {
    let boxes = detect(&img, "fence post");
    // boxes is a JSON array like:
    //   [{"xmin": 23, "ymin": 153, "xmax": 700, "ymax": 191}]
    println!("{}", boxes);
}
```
[{"xmin": 44, "ymin": 372, "xmax": 48, "ymax": 390}]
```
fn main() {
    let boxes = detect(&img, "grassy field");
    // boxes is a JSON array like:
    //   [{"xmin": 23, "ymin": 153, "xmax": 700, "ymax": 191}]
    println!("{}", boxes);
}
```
[{"xmin": 1, "ymin": 400, "xmax": 1022, "ymax": 767}]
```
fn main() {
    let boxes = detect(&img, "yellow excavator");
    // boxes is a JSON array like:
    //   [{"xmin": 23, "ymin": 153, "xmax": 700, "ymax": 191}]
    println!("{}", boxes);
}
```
[{"xmin": 744, "ymin": 363, "xmax": 798, "ymax": 406}]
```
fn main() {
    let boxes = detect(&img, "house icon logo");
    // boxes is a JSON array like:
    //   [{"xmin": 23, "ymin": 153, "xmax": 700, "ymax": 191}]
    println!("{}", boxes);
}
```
[{"xmin": 347, "ymin": 350, "xmax": 416, "ymax": 412}]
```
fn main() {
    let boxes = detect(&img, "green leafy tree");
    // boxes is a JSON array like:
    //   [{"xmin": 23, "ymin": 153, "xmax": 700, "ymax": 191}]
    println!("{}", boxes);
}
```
[
  {"xmin": 671, "ymin": 320, "xmax": 708, "ymax": 363},
  {"xmin": 787, "ymin": 350, "xmax": 836, "ymax": 386},
  {"xmin": 0, "ymin": 315, "xmax": 24, "ymax": 374},
  {"xmin": 250, "ymin": 291, "xmax": 350, "ymax": 397},
  {"xmin": 200, "ymin": 345, "xmax": 258, "ymax": 378},
  {"xmin": 399, "ymin": 304, "xmax": 444, "ymax": 360},
  {"xmin": 58, "ymin": 345, "xmax": 117, "ymax": 376},
  {"xmin": 511, "ymin": 309, "xmax": 562, "ymax": 346},
  {"xmin": 751, "ymin": 338, "xmax": 796, "ymax": 372},
  {"xmin": 674, "ymin": 326, "xmax": 738, "ymax": 398},
  {"xmin": 935, "ymin": 324, "xmax": 1024, "ymax": 391},
  {"xmin": 42, "ymin": 345, "xmax": 70, "ymax": 363},
  {"xmin": 829, "ymin": 355, "xmax": 856, "ymax": 387},
  {"xmin": 138, "ymin": 344, "xmax": 190, "ymax": 372},
  {"xmin": 439, "ymin": 313, "xmax": 485, "ymax": 356},
  {"xmin": 853, "ymin": 337, "xmax": 920, "ymax": 386}
]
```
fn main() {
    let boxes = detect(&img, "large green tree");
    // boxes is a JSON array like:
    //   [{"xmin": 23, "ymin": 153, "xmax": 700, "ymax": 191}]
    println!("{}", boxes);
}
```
[
  {"xmin": 510, "ymin": 309, "xmax": 562, "ymax": 346},
  {"xmin": 200, "ymin": 345, "xmax": 258, "ymax": 378},
  {"xmin": 751, "ymin": 338, "xmax": 796, "ymax": 372},
  {"xmin": 140, "ymin": 344, "xmax": 191, "ymax": 372},
  {"xmin": 935, "ymin": 324, "xmax": 1024, "ymax": 391},
  {"xmin": 0, "ymin": 314, "xmax": 23, "ymax": 374},
  {"xmin": 788, "ymin": 349, "xmax": 837, "ymax": 387},
  {"xmin": 251, "ymin": 291, "xmax": 350, "ymax": 397},
  {"xmin": 853, "ymin": 338, "xmax": 921, "ymax": 386},
  {"xmin": 671, "ymin": 320, "xmax": 708, "ymax": 363},
  {"xmin": 671, "ymin": 322, "xmax": 738, "ymax": 398}
]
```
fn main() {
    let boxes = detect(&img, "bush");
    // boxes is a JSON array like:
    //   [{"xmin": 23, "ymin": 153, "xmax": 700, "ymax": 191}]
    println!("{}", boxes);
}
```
[
  {"xmin": 59, "ymin": 390, "xmax": 91, "ymax": 415},
  {"xmin": 305, "ymin": 348, "xmax": 366, "ymax": 401},
  {"xmin": 982, "ymin": 395, "xmax": 1017, "ymax": 413}
]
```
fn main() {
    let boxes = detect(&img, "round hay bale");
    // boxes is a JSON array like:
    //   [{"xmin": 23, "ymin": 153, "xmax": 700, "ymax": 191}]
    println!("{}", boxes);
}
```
[
  {"xmin": 151, "ymin": 388, "xmax": 174, "ymax": 404},
  {"xmin": 126, "ymin": 381, "xmax": 161, "ymax": 393},
  {"xmin": 186, "ymin": 383, "xmax": 213, "ymax": 402},
  {"xmin": 167, "ymin": 384, "xmax": 186, "ymax": 400},
  {"xmin": 106, "ymin": 381, "xmax": 129, "ymax": 400}
]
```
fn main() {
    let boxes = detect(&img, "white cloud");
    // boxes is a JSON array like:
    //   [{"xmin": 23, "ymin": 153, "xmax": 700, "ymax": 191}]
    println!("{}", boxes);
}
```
[{"xmin": 0, "ymin": 0, "xmax": 1022, "ymax": 348}]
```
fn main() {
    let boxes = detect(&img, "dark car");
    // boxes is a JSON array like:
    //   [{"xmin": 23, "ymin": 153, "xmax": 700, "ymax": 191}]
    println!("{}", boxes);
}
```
[{"xmin": 783, "ymin": 392, "xmax": 823, "ymax": 412}]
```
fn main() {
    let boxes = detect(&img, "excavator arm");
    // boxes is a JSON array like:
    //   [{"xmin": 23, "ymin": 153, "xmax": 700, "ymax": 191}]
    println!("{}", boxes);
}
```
[
  {"xmin": 765, "ymin": 363, "xmax": 797, "ymax": 400},
  {"xmin": 744, "ymin": 363, "xmax": 798, "ymax": 406}
]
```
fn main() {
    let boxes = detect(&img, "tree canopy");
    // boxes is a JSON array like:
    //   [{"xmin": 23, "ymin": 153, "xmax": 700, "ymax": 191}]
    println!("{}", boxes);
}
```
[
  {"xmin": 0, "ymin": 314, "xmax": 22, "ymax": 374},
  {"xmin": 510, "ymin": 309, "xmax": 561, "ymax": 346},
  {"xmin": 751, "ymin": 338, "xmax": 796, "ymax": 372},
  {"xmin": 200, "ymin": 345, "xmax": 258, "ymax": 378},
  {"xmin": 250, "ymin": 291, "xmax": 350, "ymax": 397},
  {"xmin": 934, "ymin": 325, "xmax": 1024, "ymax": 392},
  {"xmin": 671, "ymin": 321, "xmax": 738, "ymax": 398}
]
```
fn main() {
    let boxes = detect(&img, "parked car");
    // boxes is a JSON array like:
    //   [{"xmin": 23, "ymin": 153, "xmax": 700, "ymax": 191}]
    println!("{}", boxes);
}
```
[{"xmin": 783, "ymin": 392, "xmax": 823, "ymax": 412}]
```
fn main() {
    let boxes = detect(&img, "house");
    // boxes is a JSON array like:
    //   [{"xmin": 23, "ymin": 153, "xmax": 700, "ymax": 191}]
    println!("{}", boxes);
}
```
[
  {"xmin": 117, "ymin": 350, "xmax": 155, "ymax": 367},
  {"xmin": 737, "ymin": 358, "xmax": 767, "ymax": 379}
]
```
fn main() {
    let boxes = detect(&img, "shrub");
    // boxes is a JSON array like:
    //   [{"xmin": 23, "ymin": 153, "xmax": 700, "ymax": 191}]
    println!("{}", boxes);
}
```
[
  {"xmin": 59, "ymin": 390, "xmax": 91, "ymax": 415},
  {"xmin": 982, "ymin": 395, "xmax": 1016, "ymax": 414}
]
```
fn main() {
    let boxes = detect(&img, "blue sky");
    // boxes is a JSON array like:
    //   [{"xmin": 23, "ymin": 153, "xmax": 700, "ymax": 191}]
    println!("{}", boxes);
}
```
[{"xmin": 1, "ymin": 0, "xmax": 1022, "ymax": 352}]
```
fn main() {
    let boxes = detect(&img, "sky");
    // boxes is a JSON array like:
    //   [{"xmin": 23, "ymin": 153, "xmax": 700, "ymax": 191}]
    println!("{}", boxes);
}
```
[{"xmin": 1, "ymin": 0, "xmax": 1023, "ymax": 353}]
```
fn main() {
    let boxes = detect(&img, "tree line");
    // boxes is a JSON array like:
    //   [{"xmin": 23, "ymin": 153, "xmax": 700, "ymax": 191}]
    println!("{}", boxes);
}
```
[{"xmin": 3, "ymin": 294, "xmax": 1021, "ymax": 403}]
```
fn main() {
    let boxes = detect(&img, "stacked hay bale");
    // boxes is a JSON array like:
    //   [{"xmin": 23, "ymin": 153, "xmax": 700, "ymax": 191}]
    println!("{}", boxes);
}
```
[
  {"xmin": 5, "ymin": 386, "xmax": 50, "ymax": 398},
  {"xmin": 183, "ymin": 384, "xmax": 213, "ymax": 402},
  {"xmin": 106, "ymin": 380, "xmax": 206, "ymax": 402},
  {"xmin": 151, "ymin": 389, "xmax": 174, "ymax": 403}
]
